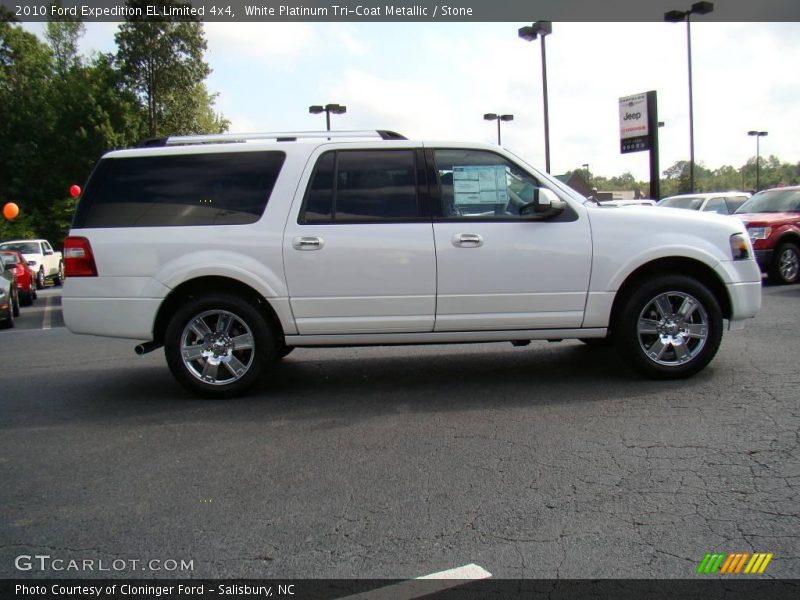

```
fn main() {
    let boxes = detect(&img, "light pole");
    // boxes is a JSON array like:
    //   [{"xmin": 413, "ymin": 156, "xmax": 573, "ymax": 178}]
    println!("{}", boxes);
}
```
[
  {"xmin": 309, "ymin": 103, "xmax": 346, "ymax": 131},
  {"xmin": 748, "ymin": 130, "xmax": 768, "ymax": 191},
  {"xmin": 518, "ymin": 20, "xmax": 552, "ymax": 173},
  {"xmin": 484, "ymin": 113, "xmax": 514, "ymax": 145},
  {"xmin": 582, "ymin": 163, "xmax": 590, "ymax": 185},
  {"xmin": 665, "ymin": 1, "xmax": 714, "ymax": 193}
]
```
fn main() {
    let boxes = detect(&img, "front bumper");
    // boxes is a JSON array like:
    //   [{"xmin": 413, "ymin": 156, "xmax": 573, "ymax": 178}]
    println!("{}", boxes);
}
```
[{"xmin": 754, "ymin": 249, "xmax": 773, "ymax": 272}]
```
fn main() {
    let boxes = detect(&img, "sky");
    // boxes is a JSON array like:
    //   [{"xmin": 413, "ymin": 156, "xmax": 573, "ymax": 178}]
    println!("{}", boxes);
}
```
[{"xmin": 22, "ymin": 20, "xmax": 800, "ymax": 181}]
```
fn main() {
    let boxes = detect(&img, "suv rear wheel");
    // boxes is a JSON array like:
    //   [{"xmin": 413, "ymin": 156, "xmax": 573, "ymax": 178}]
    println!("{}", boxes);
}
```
[
  {"xmin": 164, "ymin": 293, "xmax": 275, "ymax": 398},
  {"xmin": 614, "ymin": 275, "xmax": 722, "ymax": 379},
  {"xmin": 769, "ymin": 242, "xmax": 800, "ymax": 284}
]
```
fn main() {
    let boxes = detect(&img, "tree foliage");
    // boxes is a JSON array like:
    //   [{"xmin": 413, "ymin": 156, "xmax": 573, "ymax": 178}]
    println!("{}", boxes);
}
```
[
  {"xmin": 115, "ymin": 0, "xmax": 226, "ymax": 137},
  {"xmin": 1, "ymin": 11, "xmax": 226, "ymax": 244}
]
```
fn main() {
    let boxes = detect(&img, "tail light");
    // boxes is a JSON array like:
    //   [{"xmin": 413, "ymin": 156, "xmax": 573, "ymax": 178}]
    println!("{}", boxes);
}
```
[{"xmin": 64, "ymin": 236, "xmax": 98, "ymax": 277}]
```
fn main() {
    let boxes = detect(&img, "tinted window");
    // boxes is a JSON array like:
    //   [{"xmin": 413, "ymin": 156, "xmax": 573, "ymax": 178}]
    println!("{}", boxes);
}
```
[
  {"xmin": 73, "ymin": 151, "xmax": 285, "ymax": 228},
  {"xmin": 0, "ymin": 242, "xmax": 39, "ymax": 254},
  {"xmin": 304, "ymin": 152, "xmax": 334, "ymax": 221},
  {"xmin": 725, "ymin": 196, "xmax": 749, "ymax": 213},
  {"xmin": 735, "ymin": 189, "xmax": 800, "ymax": 214},
  {"xmin": 657, "ymin": 196, "xmax": 704, "ymax": 210},
  {"xmin": 301, "ymin": 150, "xmax": 419, "ymax": 223},
  {"xmin": 433, "ymin": 149, "xmax": 544, "ymax": 219},
  {"xmin": 703, "ymin": 197, "xmax": 728, "ymax": 214}
]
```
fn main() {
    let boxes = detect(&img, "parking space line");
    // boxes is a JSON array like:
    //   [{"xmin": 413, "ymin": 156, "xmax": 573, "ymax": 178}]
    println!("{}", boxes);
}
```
[
  {"xmin": 42, "ymin": 294, "xmax": 53, "ymax": 330},
  {"xmin": 336, "ymin": 564, "xmax": 491, "ymax": 599}
]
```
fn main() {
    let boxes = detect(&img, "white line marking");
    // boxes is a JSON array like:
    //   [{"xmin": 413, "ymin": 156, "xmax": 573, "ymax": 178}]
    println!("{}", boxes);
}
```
[
  {"xmin": 42, "ymin": 294, "xmax": 53, "ymax": 330},
  {"xmin": 336, "ymin": 564, "xmax": 491, "ymax": 600}
]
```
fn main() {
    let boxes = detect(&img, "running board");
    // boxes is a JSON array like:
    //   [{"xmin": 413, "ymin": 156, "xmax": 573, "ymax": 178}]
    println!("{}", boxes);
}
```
[{"xmin": 285, "ymin": 328, "xmax": 607, "ymax": 347}]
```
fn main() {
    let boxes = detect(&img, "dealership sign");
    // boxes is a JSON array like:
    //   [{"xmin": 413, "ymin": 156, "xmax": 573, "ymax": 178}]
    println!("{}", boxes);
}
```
[{"xmin": 619, "ymin": 93, "xmax": 650, "ymax": 154}]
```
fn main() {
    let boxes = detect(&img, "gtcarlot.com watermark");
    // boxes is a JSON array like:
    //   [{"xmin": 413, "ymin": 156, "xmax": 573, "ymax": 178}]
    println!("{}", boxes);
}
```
[{"xmin": 15, "ymin": 554, "xmax": 194, "ymax": 573}]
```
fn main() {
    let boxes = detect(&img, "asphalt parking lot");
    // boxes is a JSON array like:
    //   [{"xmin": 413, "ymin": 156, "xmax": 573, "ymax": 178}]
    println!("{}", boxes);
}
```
[{"xmin": 1, "ymin": 284, "xmax": 798, "ymax": 580}]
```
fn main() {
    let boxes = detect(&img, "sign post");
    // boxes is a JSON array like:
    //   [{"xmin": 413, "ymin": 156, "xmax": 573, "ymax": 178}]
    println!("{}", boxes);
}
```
[{"xmin": 619, "ymin": 90, "xmax": 660, "ymax": 200}]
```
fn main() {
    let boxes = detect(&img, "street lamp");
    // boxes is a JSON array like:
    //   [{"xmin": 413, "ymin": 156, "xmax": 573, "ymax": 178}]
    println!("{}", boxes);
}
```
[
  {"xmin": 484, "ymin": 113, "xmax": 514, "ymax": 145},
  {"xmin": 748, "ymin": 130, "xmax": 768, "ymax": 191},
  {"xmin": 582, "ymin": 163, "xmax": 590, "ymax": 184},
  {"xmin": 665, "ymin": 1, "xmax": 714, "ymax": 193},
  {"xmin": 518, "ymin": 20, "xmax": 552, "ymax": 173},
  {"xmin": 309, "ymin": 103, "xmax": 347, "ymax": 131}
]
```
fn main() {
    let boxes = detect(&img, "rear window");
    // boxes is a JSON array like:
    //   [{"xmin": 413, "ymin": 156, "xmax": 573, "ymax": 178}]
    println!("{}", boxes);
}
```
[{"xmin": 73, "ymin": 151, "xmax": 285, "ymax": 228}]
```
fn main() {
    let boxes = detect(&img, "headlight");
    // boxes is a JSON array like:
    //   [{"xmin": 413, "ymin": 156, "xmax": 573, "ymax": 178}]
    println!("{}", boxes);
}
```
[
  {"xmin": 730, "ymin": 233, "xmax": 751, "ymax": 261},
  {"xmin": 748, "ymin": 226, "xmax": 772, "ymax": 241}
]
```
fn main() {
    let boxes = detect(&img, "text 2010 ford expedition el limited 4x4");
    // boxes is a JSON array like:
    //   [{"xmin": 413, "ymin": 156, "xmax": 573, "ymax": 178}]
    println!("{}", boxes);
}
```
[{"xmin": 63, "ymin": 130, "xmax": 762, "ymax": 398}]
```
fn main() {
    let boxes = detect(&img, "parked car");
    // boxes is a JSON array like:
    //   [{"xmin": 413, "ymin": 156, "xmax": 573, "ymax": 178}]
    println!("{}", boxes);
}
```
[
  {"xmin": 0, "ymin": 258, "xmax": 20, "ymax": 329},
  {"xmin": 1, "ymin": 250, "xmax": 37, "ymax": 305},
  {"xmin": 0, "ymin": 239, "xmax": 64, "ymax": 288},
  {"xmin": 657, "ymin": 192, "xmax": 751, "ymax": 215},
  {"xmin": 63, "ymin": 130, "xmax": 761, "ymax": 398},
  {"xmin": 734, "ymin": 186, "xmax": 800, "ymax": 284}
]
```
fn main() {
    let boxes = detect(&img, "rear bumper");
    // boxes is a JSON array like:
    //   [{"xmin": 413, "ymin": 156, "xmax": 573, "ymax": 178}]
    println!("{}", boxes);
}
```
[{"xmin": 63, "ymin": 297, "xmax": 161, "ymax": 340}]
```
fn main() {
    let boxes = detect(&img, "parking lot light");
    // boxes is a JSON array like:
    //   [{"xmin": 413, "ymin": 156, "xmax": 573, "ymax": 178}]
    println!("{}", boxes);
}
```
[
  {"xmin": 665, "ymin": 2, "xmax": 714, "ymax": 193},
  {"xmin": 518, "ymin": 21, "xmax": 552, "ymax": 173},
  {"xmin": 309, "ymin": 103, "xmax": 347, "ymax": 131},
  {"xmin": 747, "ymin": 130, "xmax": 768, "ymax": 191},
  {"xmin": 483, "ymin": 113, "xmax": 514, "ymax": 145}
]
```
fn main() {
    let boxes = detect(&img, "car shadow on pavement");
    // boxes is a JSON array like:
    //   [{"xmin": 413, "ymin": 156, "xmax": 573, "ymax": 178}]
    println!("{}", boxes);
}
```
[{"xmin": 9, "ymin": 341, "xmax": 710, "ymax": 429}]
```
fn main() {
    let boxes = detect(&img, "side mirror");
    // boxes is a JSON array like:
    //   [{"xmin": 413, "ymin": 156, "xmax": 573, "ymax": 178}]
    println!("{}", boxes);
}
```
[
  {"xmin": 520, "ymin": 188, "xmax": 566, "ymax": 219},
  {"xmin": 44, "ymin": 249, "xmax": 54, "ymax": 256}
]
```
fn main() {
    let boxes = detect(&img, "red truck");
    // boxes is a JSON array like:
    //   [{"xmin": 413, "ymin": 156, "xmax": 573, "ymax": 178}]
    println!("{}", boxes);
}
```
[{"xmin": 735, "ymin": 186, "xmax": 800, "ymax": 284}]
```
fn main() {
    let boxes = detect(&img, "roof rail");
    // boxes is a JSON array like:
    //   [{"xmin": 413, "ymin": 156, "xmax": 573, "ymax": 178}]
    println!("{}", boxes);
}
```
[{"xmin": 138, "ymin": 129, "xmax": 407, "ymax": 147}]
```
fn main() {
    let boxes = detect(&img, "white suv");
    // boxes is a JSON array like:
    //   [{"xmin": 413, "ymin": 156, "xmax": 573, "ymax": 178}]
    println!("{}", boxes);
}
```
[{"xmin": 63, "ymin": 130, "xmax": 762, "ymax": 397}]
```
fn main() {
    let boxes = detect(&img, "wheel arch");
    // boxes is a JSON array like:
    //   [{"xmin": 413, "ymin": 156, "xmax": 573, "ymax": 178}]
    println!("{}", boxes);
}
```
[
  {"xmin": 609, "ymin": 257, "xmax": 732, "ymax": 331},
  {"xmin": 152, "ymin": 276, "xmax": 287, "ymax": 346}
]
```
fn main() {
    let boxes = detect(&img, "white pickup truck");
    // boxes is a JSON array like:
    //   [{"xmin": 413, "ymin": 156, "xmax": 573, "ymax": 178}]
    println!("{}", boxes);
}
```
[{"xmin": 0, "ymin": 239, "xmax": 64, "ymax": 288}]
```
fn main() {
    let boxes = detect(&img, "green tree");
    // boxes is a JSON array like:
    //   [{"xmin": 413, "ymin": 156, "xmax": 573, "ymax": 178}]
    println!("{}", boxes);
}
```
[
  {"xmin": 115, "ymin": 0, "xmax": 226, "ymax": 137},
  {"xmin": 45, "ymin": 16, "xmax": 85, "ymax": 75}
]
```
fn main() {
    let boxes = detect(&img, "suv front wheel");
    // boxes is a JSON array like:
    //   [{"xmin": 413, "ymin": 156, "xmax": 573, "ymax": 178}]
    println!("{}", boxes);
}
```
[
  {"xmin": 614, "ymin": 275, "xmax": 723, "ymax": 379},
  {"xmin": 164, "ymin": 293, "xmax": 276, "ymax": 398}
]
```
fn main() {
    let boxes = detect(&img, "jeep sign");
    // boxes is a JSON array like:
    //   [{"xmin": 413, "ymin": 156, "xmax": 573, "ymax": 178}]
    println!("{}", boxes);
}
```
[{"xmin": 619, "ymin": 93, "xmax": 650, "ymax": 154}]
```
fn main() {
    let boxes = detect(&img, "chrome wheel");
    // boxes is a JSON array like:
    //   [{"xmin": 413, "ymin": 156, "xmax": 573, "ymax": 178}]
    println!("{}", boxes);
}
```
[
  {"xmin": 778, "ymin": 247, "xmax": 799, "ymax": 282},
  {"xmin": 637, "ymin": 291, "xmax": 708, "ymax": 366},
  {"xmin": 180, "ymin": 310, "xmax": 255, "ymax": 386}
]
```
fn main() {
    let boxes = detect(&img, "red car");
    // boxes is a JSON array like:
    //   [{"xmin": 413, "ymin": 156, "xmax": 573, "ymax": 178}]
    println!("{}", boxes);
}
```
[
  {"xmin": 735, "ymin": 186, "xmax": 800, "ymax": 284},
  {"xmin": 0, "ymin": 250, "xmax": 37, "ymax": 305}
]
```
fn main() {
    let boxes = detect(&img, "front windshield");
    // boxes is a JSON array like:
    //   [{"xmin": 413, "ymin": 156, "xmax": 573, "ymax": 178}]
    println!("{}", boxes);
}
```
[
  {"xmin": 657, "ymin": 196, "xmax": 704, "ymax": 210},
  {"xmin": 735, "ymin": 189, "xmax": 800, "ymax": 214},
  {"xmin": 0, "ymin": 242, "xmax": 39, "ymax": 254}
]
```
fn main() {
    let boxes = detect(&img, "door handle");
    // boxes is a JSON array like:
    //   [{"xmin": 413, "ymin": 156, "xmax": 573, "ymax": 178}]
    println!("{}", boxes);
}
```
[
  {"xmin": 452, "ymin": 233, "xmax": 483, "ymax": 248},
  {"xmin": 292, "ymin": 236, "xmax": 324, "ymax": 251}
]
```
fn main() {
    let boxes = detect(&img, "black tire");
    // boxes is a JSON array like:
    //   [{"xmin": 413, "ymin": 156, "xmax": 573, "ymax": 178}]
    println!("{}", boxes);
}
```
[
  {"xmin": 20, "ymin": 289, "xmax": 33, "ymax": 307},
  {"xmin": 36, "ymin": 268, "xmax": 45, "ymax": 289},
  {"xmin": 164, "ymin": 293, "xmax": 276, "ymax": 398},
  {"xmin": 12, "ymin": 288, "xmax": 20, "ymax": 317},
  {"xmin": 579, "ymin": 337, "xmax": 613, "ymax": 347},
  {"xmin": 0, "ymin": 300, "xmax": 14, "ymax": 329},
  {"xmin": 53, "ymin": 262, "xmax": 64, "ymax": 286},
  {"xmin": 768, "ymin": 242, "xmax": 800, "ymax": 285},
  {"xmin": 613, "ymin": 275, "xmax": 723, "ymax": 379}
]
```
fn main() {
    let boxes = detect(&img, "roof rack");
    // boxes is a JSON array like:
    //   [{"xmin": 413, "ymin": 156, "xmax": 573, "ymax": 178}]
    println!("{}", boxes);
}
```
[{"xmin": 138, "ymin": 130, "xmax": 407, "ymax": 147}]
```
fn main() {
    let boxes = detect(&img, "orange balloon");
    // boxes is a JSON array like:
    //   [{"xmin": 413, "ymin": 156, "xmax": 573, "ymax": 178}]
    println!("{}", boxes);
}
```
[{"xmin": 3, "ymin": 202, "xmax": 19, "ymax": 221}]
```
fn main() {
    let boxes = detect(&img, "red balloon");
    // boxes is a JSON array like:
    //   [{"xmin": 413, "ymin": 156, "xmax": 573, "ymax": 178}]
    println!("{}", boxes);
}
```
[
  {"xmin": 3, "ymin": 202, "xmax": 20, "ymax": 221},
  {"xmin": 69, "ymin": 184, "xmax": 81, "ymax": 198}
]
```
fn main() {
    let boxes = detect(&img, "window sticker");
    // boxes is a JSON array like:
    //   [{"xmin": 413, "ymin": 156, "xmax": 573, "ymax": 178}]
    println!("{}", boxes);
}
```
[{"xmin": 452, "ymin": 165, "xmax": 508, "ymax": 206}]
